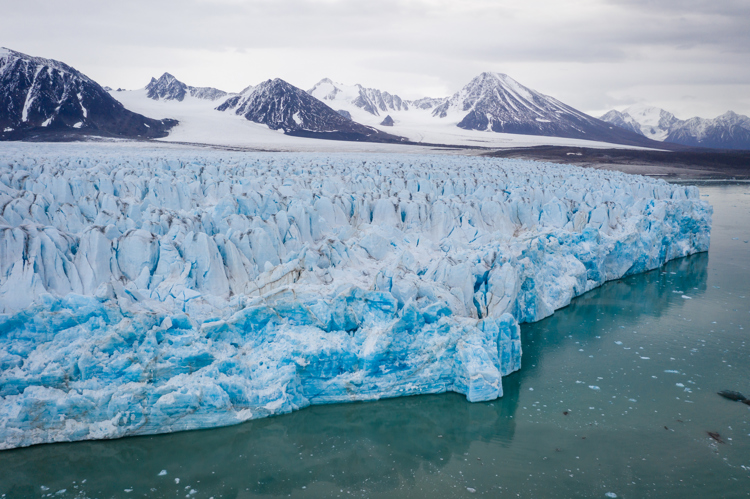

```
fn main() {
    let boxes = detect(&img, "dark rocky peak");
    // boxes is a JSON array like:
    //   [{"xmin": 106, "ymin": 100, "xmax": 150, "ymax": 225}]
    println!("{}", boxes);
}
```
[
  {"xmin": 429, "ymin": 71, "xmax": 658, "ymax": 147},
  {"xmin": 146, "ymin": 72, "xmax": 188, "ymax": 101},
  {"xmin": 0, "ymin": 47, "xmax": 176, "ymax": 140},
  {"xmin": 146, "ymin": 72, "xmax": 228, "ymax": 102},
  {"xmin": 217, "ymin": 77, "xmax": 405, "ymax": 143}
]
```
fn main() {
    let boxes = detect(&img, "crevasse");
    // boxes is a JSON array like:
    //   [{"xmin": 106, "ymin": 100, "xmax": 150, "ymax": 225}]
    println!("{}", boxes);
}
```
[{"xmin": 0, "ymin": 146, "xmax": 712, "ymax": 449}]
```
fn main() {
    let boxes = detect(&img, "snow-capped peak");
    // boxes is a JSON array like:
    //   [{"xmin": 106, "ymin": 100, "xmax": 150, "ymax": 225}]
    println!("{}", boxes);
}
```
[
  {"xmin": 1, "ymin": 47, "xmax": 175, "ymax": 139},
  {"xmin": 426, "ymin": 71, "xmax": 655, "ymax": 145},
  {"xmin": 433, "ymin": 72, "xmax": 562, "ymax": 120},
  {"xmin": 308, "ymin": 78, "xmax": 409, "ymax": 116},
  {"xmin": 622, "ymin": 104, "xmax": 677, "ymax": 128},
  {"xmin": 215, "ymin": 77, "xmax": 403, "ymax": 142},
  {"xmin": 0, "ymin": 47, "xmax": 89, "ymax": 82},
  {"xmin": 598, "ymin": 105, "xmax": 679, "ymax": 142},
  {"xmin": 600, "ymin": 104, "xmax": 750, "ymax": 149},
  {"xmin": 145, "ymin": 72, "xmax": 228, "ymax": 102}
]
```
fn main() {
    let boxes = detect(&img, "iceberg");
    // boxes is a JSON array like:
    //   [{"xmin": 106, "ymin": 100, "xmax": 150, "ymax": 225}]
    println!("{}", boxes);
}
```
[{"xmin": 0, "ymin": 144, "xmax": 712, "ymax": 449}]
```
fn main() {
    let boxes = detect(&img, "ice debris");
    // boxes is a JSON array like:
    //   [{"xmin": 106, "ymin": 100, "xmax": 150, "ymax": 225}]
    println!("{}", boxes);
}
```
[{"xmin": 0, "ymin": 148, "xmax": 711, "ymax": 449}]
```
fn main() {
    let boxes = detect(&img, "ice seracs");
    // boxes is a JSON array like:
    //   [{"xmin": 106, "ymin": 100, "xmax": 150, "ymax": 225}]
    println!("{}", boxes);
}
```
[{"xmin": 0, "ymin": 144, "xmax": 711, "ymax": 449}]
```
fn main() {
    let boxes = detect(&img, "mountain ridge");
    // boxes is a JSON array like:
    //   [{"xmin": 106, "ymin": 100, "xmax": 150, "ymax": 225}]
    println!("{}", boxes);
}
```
[
  {"xmin": 0, "ymin": 48, "xmax": 176, "ymax": 140},
  {"xmin": 600, "ymin": 105, "xmax": 750, "ymax": 150},
  {"xmin": 430, "ymin": 72, "xmax": 659, "ymax": 147},
  {"xmin": 217, "ymin": 78, "xmax": 406, "ymax": 142}
]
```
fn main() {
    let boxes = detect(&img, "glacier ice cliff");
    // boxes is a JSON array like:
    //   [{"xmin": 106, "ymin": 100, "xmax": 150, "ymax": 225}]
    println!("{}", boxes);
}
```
[{"xmin": 0, "ymin": 144, "xmax": 711, "ymax": 449}]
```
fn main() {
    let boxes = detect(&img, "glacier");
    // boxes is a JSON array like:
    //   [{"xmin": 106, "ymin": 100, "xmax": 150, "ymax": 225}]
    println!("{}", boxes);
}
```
[{"xmin": 0, "ymin": 144, "xmax": 711, "ymax": 449}]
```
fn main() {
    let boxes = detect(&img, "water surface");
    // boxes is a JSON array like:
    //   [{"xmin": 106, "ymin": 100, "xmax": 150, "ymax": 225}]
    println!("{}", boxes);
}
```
[{"xmin": 1, "ymin": 184, "xmax": 749, "ymax": 499}]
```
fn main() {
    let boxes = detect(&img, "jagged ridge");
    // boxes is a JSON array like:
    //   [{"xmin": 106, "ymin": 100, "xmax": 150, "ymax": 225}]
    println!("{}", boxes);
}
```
[
  {"xmin": 432, "ymin": 72, "xmax": 657, "ymax": 146},
  {"xmin": 600, "ymin": 105, "xmax": 750, "ymax": 150},
  {"xmin": 146, "ymin": 72, "xmax": 228, "ymax": 102}
]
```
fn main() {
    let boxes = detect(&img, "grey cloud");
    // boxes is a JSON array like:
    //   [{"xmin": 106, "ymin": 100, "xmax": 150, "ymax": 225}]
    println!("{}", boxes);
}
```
[{"xmin": 1, "ymin": 0, "xmax": 749, "ymax": 117}]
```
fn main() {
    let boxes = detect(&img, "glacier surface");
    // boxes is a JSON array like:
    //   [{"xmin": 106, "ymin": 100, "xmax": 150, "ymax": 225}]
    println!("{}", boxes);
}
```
[{"xmin": 0, "ymin": 144, "xmax": 711, "ymax": 449}]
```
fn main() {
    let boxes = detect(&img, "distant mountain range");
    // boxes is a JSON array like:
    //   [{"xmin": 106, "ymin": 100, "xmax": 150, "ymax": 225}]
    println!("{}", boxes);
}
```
[
  {"xmin": 600, "ymin": 105, "xmax": 750, "ymax": 150},
  {"xmin": 2, "ymin": 46, "xmax": 748, "ymax": 150},
  {"xmin": 0, "ymin": 48, "xmax": 176, "ymax": 140},
  {"xmin": 306, "ymin": 73, "xmax": 656, "ymax": 147}
]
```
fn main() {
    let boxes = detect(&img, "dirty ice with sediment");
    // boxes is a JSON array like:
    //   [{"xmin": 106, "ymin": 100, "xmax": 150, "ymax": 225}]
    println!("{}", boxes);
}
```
[{"xmin": 0, "ymin": 144, "xmax": 711, "ymax": 449}]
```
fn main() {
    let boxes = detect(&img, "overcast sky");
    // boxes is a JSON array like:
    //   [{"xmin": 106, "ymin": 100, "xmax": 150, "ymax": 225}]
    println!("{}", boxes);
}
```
[{"xmin": 3, "ymin": 0, "xmax": 749, "ymax": 119}]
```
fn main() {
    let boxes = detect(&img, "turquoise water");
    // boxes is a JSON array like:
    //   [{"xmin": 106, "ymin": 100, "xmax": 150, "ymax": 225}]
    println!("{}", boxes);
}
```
[{"xmin": 1, "ymin": 184, "xmax": 749, "ymax": 499}]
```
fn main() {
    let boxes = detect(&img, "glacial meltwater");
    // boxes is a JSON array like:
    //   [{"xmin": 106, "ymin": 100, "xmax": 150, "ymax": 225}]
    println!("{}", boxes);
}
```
[{"xmin": 1, "ymin": 183, "xmax": 748, "ymax": 498}]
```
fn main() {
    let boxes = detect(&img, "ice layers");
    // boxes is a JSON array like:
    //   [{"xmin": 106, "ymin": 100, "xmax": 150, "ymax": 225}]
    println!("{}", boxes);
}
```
[{"xmin": 0, "ymin": 147, "xmax": 711, "ymax": 449}]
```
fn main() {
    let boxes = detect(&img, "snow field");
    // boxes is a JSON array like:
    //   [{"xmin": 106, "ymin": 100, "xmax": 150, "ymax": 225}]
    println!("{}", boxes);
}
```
[{"xmin": 0, "ymin": 146, "xmax": 711, "ymax": 449}]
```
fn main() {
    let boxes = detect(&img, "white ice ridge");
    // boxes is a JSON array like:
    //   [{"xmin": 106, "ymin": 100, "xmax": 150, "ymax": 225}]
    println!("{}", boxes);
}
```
[{"xmin": 0, "ymin": 148, "xmax": 712, "ymax": 449}]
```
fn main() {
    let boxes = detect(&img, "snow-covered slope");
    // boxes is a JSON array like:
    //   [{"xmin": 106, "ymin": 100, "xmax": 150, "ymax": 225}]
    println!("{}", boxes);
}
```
[
  {"xmin": 306, "ymin": 74, "xmax": 662, "ymax": 150},
  {"xmin": 145, "ymin": 72, "xmax": 228, "ymax": 102},
  {"xmin": 308, "ymin": 78, "xmax": 411, "ymax": 116},
  {"xmin": 600, "ymin": 105, "xmax": 750, "ymax": 150},
  {"xmin": 410, "ymin": 97, "xmax": 446, "ymax": 110},
  {"xmin": 598, "ymin": 109, "xmax": 644, "ymax": 137},
  {"xmin": 666, "ymin": 111, "xmax": 750, "ymax": 150},
  {"xmin": 627, "ymin": 105, "xmax": 679, "ymax": 141},
  {"xmin": 110, "ymin": 85, "xmax": 657, "ymax": 152},
  {"xmin": 0, "ymin": 48, "xmax": 176, "ymax": 140},
  {"xmin": 0, "ymin": 144, "xmax": 711, "ymax": 449},
  {"xmin": 432, "ymin": 73, "xmax": 655, "ymax": 146},
  {"xmin": 217, "ymin": 78, "xmax": 405, "ymax": 142}
]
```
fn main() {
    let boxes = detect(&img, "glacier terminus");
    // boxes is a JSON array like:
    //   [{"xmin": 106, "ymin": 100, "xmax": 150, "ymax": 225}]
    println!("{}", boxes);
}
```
[{"xmin": 0, "ymin": 144, "xmax": 712, "ymax": 449}]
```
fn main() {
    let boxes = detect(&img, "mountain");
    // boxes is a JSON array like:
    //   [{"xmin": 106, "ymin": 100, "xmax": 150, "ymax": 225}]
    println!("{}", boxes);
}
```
[
  {"xmin": 217, "ymin": 78, "xmax": 405, "ymax": 142},
  {"xmin": 146, "ymin": 72, "xmax": 228, "ymax": 102},
  {"xmin": 600, "ymin": 105, "xmax": 750, "ymax": 150},
  {"xmin": 431, "ymin": 72, "xmax": 655, "ymax": 146},
  {"xmin": 616, "ymin": 105, "xmax": 680, "ymax": 141},
  {"xmin": 598, "ymin": 109, "xmax": 644, "ymax": 137},
  {"xmin": 410, "ymin": 97, "xmax": 446, "ymax": 110},
  {"xmin": 0, "ymin": 48, "xmax": 176, "ymax": 140},
  {"xmin": 308, "ymin": 78, "xmax": 410, "ymax": 116},
  {"xmin": 666, "ymin": 111, "xmax": 750, "ymax": 150}
]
